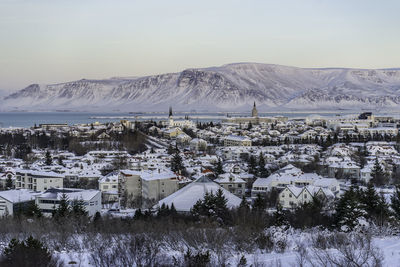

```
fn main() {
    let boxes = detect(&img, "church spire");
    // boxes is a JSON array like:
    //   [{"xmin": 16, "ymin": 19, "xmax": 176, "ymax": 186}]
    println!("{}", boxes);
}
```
[
  {"xmin": 169, "ymin": 106, "xmax": 173, "ymax": 117},
  {"xmin": 252, "ymin": 101, "xmax": 258, "ymax": 118}
]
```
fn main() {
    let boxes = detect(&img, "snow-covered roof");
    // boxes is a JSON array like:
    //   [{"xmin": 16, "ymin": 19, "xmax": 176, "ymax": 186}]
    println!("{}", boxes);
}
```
[
  {"xmin": 313, "ymin": 178, "xmax": 339, "ymax": 188},
  {"xmin": 15, "ymin": 169, "xmax": 64, "ymax": 178},
  {"xmin": 141, "ymin": 170, "xmax": 177, "ymax": 181},
  {"xmin": 158, "ymin": 176, "xmax": 241, "ymax": 212},
  {"xmin": 37, "ymin": 188, "xmax": 100, "ymax": 201},
  {"xmin": 214, "ymin": 173, "xmax": 246, "ymax": 184},
  {"xmin": 253, "ymin": 164, "xmax": 321, "ymax": 189},
  {"xmin": 99, "ymin": 171, "xmax": 119, "ymax": 183},
  {"xmin": 225, "ymin": 135, "xmax": 251, "ymax": 141},
  {"xmin": 0, "ymin": 189, "xmax": 38, "ymax": 203}
]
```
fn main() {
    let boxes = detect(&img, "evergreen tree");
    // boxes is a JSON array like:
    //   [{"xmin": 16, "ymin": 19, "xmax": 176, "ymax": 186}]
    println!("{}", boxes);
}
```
[
  {"xmin": 171, "ymin": 150, "xmax": 184, "ymax": 173},
  {"xmin": 134, "ymin": 208, "xmax": 143, "ymax": 220},
  {"xmin": 361, "ymin": 182, "xmax": 387, "ymax": 222},
  {"xmin": 157, "ymin": 203, "xmax": 170, "ymax": 217},
  {"xmin": 170, "ymin": 203, "xmax": 177, "ymax": 217},
  {"xmin": 252, "ymin": 194, "xmax": 266, "ymax": 212},
  {"xmin": 335, "ymin": 187, "xmax": 367, "ymax": 231},
  {"xmin": 191, "ymin": 190, "xmax": 230, "ymax": 224},
  {"xmin": 292, "ymin": 196, "xmax": 327, "ymax": 228},
  {"xmin": 92, "ymin": 211, "xmax": 102, "ymax": 226},
  {"xmin": 5, "ymin": 176, "xmax": 12, "ymax": 189},
  {"xmin": 375, "ymin": 194, "xmax": 390, "ymax": 226},
  {"xmin": 391, "ymin": 186, "xmax": 400, "ymax": 221},
  {"xmin": 2, "ymin": 236, "xmax": 53, "ymax": 267},
  {"xmin": 24, "ymin": 202, "xmax": 42, "ymax": 218},
  {"xmin": 53, "ymin": 193, "xmax": 70, "ymax": 218},
  {"xmin": 215, "ymin": 188, "xmax": 230, "ymax": 222},
  {"xmin": 57, "ymin": 156, "xmax": 64, "ymax": 166},
  {"xmin": 215, "ymin": 158, "xmax": 224, "ymax": 175},
  {"xmin": 247, "ymin": 121, "xmax": 253, "ymax": 130},
  {"xmin": 45, "ymin": 150, "xmax": 52, "ymax": 165},
  {"xmin": 248, "ymin": 155, "xmax": 257, "ymax": 175},
  {"xmin": 371, "ymin": 157, "xmax": 387, "ymax": 186},
  {"xmin": 71, "ymin": 198, "xmax": 88, "ymax": 217},
  {"xmin": 258, "ymin": 152, "xmax": 268, "ymax": 177}
]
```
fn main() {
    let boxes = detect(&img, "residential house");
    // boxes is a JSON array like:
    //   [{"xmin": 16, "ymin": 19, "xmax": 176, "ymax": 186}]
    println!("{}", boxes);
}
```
[
  {"xmin": 214, "ymin": 173, "xmax": 246, "ymax": 197},
  {"xmin": 35, "ymin": 188, "xmax": 101, "ymax": 217}
]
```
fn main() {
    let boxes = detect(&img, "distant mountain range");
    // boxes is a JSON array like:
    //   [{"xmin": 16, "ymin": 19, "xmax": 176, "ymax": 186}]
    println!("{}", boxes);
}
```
[{"xmin": 3, "ymin": 63, "xmax": 400, "ymax": 112}]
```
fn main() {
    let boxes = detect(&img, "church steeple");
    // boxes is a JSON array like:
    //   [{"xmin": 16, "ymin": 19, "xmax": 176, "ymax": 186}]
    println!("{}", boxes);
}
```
[
  {"xmin": 168, "ymin": 106, "xmax": 174, "ymax": 128},
  {"xmin": 252, "ymin": 101, "xmax": 258, "ymax": 117}
]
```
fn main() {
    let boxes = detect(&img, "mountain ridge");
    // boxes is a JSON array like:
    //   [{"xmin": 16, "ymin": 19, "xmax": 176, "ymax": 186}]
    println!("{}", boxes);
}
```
[{"xmin": 3, "ymin": 63, "xmax": 400, "ymax": 112}]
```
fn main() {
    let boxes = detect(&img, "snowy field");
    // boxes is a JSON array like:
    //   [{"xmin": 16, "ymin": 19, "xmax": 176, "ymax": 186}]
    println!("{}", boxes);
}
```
[{"xmin": 44, "ymin": 227, "xmax": 400, "ymax": 266}]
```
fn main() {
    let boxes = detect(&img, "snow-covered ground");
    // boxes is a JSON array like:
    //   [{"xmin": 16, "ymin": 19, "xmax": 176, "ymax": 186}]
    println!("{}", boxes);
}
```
[{"xmin": 47, "ymin": 227, "xmax": 400, "ymax": 266}]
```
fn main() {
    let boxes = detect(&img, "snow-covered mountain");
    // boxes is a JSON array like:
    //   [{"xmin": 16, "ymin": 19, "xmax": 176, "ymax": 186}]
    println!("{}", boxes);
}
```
[{"xmin": 3, "ymin": 63, "xmax": 400, "ymax": 112}]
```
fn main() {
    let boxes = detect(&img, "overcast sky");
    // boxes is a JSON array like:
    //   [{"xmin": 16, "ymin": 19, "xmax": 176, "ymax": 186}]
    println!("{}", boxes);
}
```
[{"xmin": 1, "ymin": 0, "xmax": 399, "ymax": 91}]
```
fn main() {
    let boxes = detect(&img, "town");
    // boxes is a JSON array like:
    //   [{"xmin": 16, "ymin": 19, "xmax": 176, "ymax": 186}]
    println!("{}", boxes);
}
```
[{"xmin": 0, "ymin": 105, "xmax": 399, "ymax": 265}]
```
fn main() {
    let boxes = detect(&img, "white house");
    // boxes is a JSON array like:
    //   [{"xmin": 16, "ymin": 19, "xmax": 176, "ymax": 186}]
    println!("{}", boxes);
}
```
[
  {"xmin": 278, "ymin": 185, "xmax": 334, "ymax": 209},
  {"xmin": 251, "ymin": 164, "xmax": 319, "ymax": 197},
  {"xmin": 0, "ymin": 189, "xmax": 38, "ymax": 217},
  {"xmin": 214, "ymin": 173, "xmax": 246, "ymax": 197},
  {"xmin": 35, "ymin": 188, "xmax": 101, "ymax": 217},
  {"xmin": 190, "ymin": 138, "xmax": 207, "ymax": 151},
  {"xmin": 99, "ymin": 172, "xmax": 119, "ymax": 203}
]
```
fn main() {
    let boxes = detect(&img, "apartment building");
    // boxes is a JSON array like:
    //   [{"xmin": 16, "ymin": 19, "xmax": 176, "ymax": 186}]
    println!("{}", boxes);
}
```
[
  {"xmin": 224, "ymin": 135, "xmax": 252, "ymax": 147},
  {"xmin": 15, "ymin": 170, "xmax": 63, "ymax": 191}
]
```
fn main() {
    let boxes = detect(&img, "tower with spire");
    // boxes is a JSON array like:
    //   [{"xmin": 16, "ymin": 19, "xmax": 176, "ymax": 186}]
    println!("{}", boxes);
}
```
[
  {"xmin": 168, "ymin": 106, "xmax": 174, "ymax": 127},
  {"xmin": 252, "ymin": 101, "xmax": 258, "ymax": 118}
]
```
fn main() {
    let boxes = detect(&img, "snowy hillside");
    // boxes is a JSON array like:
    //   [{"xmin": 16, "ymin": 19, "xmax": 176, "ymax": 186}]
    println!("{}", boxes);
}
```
[{"xmin": 3, "ymin": 63, "xmax": 400, "ymax": 112}]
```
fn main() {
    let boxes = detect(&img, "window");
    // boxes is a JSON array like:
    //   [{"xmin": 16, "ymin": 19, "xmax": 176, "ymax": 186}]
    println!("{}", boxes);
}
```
[
  {"xmin": 282, "ymin": 194, "xmax": 285, "ymax": 198},
  {"xmin": 103, "ymin": 185, "xmax": 109, "ymax": 189},
  {"xmin": 40, "ymin": 199, "xmax": 57, "ymax": 204},
  {"xmin": 304, "ymin": 194, "xmax": 307, "ymax": 198},
  {"xmin": 289, "ymin": 194, "xmax": 292, "ymax": 198}
]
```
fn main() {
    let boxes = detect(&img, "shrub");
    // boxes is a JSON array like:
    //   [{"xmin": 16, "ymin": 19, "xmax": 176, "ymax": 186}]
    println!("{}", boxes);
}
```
[
  {"xmin": 1, "ymin": 236, "xmax": 58, "ymax": 267},
  {"xmin": 183, "ymin": 249, "xmax": 211, "ymax": 267},
  {"xmin": 255, "ymin": 232, "xmax": 274, "ymax": 252}
]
